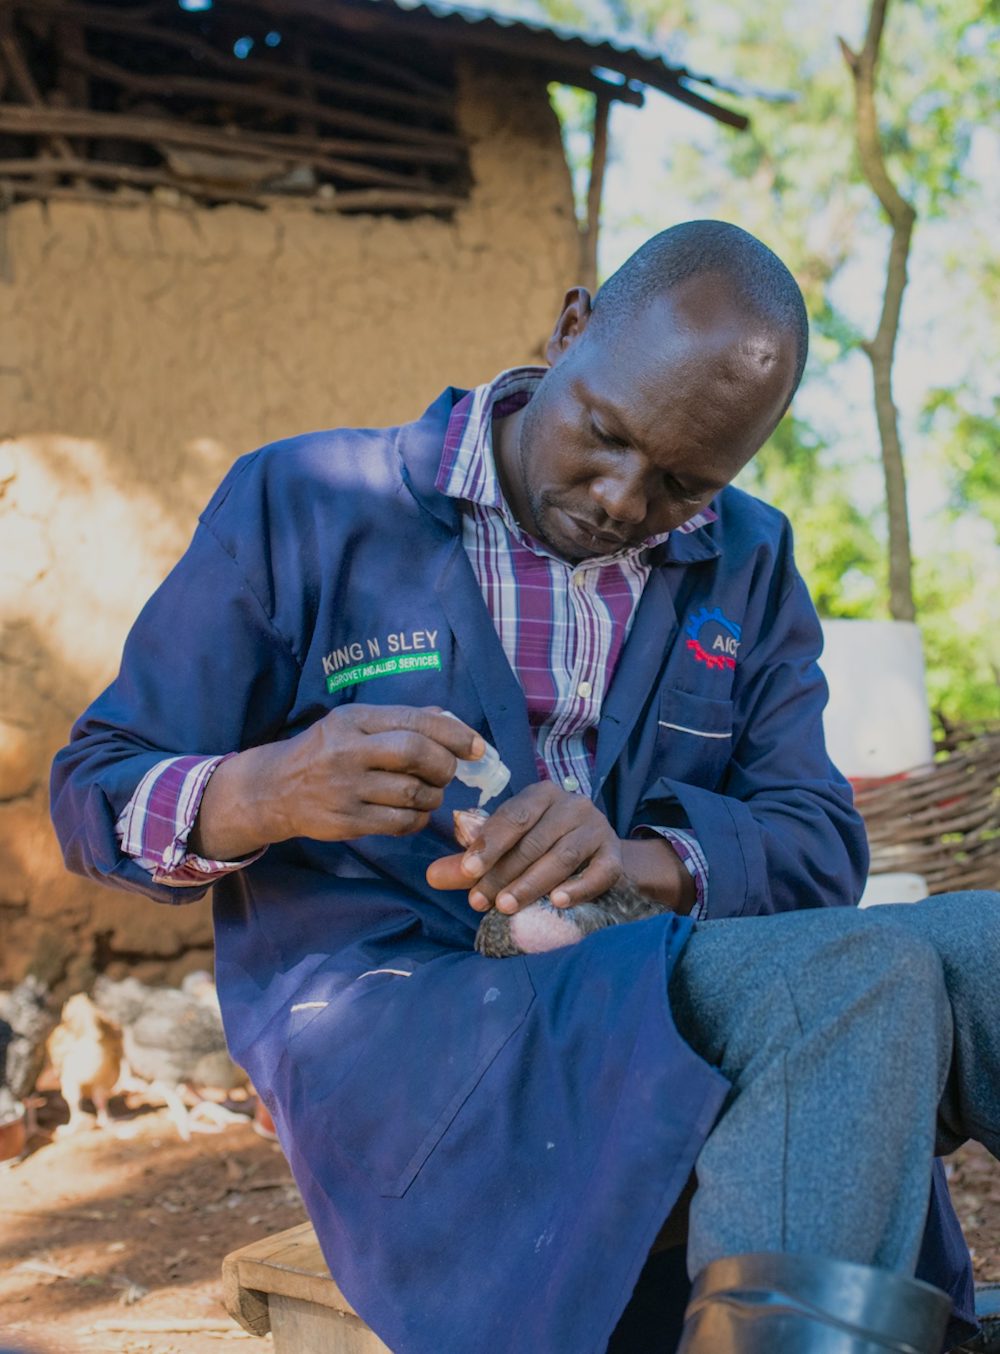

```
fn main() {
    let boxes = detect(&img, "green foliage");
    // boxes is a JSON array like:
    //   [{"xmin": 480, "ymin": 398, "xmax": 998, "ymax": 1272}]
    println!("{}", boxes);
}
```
[
  {"xmin": 922, "ymin": 388, "xmax": 1000, "ymax": 542},
  {"xmin": 915, "ymin": 554, "xmax": 1000, "ymax": 724},
  {"xmin": 737, "ymin": 415, "xmax": 882, "ymax": 619}
]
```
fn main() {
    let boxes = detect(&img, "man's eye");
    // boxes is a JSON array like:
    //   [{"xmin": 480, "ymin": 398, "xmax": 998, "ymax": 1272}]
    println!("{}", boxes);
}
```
[{"xmin": 591, "ymin": 418, "xmax": 627, "ymax": 449}]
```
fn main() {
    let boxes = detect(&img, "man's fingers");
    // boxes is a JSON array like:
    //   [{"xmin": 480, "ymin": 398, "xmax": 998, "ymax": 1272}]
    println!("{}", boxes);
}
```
[
  {"xmin": 366, "ymin": 731, "xmax": 459, "ymax": 786},
  {"xmin": 353, "ymin": 705, "xmax": 485, "ymax": 761},
  {"xmin": 358, "ymin": 804, "xmax": 432, "ymax": 837},
  {"xmin": 466, "ymin": 816, "xmax": 570, "ymax": 903},
  {"xmin": 426, "ymin": 786, "xmax": 624, "ymax": 913},
  {"xmin": 491, "ymin": 830, "xmax": 608, "ymax": 913},
  {"xmin": 546, "ymin": 849, "xmax": 623, "ymax": 907},
  {"xmin": 359, "ymin": 772, "xmax": 444, "ymax": 813},
  {"xmin": 425, "ymin": 851, "xmax": 470, "ymax": 893},
  {"xmin": 460, "ymin": 784, "xmax": 557, "ymax": 877}
]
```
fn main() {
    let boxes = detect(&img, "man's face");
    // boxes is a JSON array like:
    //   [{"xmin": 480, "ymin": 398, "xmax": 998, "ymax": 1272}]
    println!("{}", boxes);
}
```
[{"xmin": 495, "ymin": 275, "xmax": 798, "ymax": 564}]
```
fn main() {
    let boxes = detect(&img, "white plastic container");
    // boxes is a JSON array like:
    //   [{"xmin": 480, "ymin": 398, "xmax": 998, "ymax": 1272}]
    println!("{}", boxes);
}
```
[
  {"xmin": 820, "ymin": 620, "xmax": 934, "ymax": 779},
  {"xmin": 453, "ymin": 743, "xmax": 511, "ymax": 807},
  {"xmin": 858, "ymin": 872, "xmax": 929, "ymax": 908},
  {"xmin": 441, "ymin": 711, "xmax": 511, "ymax": 807}
]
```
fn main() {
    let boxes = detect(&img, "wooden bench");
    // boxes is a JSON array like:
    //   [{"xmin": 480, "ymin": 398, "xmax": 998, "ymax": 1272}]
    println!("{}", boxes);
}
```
[
  {"xmin": 223, "ymin": 1221, "xmax": 390, "ymax": 1353},
  {"xmin": 224, "ymin": 1222, "xmax": 1000, "ymax": 1353},
  {"xmin": 222, "ymin": 1183, "xmax": 694, "ymax": 1351},
  {"xmin": 222, "ymin": 1174, "xmax": 694, "ymax": 1351}
]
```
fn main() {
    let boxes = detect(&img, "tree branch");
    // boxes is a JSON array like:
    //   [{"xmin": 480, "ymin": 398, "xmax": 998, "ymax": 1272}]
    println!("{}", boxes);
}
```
[
  {"xmin": 841, "ymin": 0, "xmax": 917, "ymax": 622},
  {"xmin": 579, "ymin": 91, "xmax": 610, "ymax": 294}
]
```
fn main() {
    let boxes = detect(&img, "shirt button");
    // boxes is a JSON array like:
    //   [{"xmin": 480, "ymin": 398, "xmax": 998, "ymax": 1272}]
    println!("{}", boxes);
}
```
[
  {"xmin": 577, "ymin": 680, "xmax": 593, "ymax": 698},
  {"xmin": 563, "ymin": 776, "xmax": 580, "ymax": 792},
  {"xmin": 572, "ymin": 572, "xmax": 586, "ymax": 588}
]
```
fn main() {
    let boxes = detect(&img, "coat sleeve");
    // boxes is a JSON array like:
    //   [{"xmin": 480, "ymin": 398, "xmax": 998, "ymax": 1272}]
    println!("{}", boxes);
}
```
[
  {"xmin": 633, "ymin": 558, "xmax": 869, "ymax": 919},
  {"xmin": 49, "ymin": 457, "xmax": 303, "ymax": 905}
]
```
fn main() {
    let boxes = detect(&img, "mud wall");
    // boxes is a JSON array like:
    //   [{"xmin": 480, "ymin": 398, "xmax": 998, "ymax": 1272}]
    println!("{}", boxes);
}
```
[{"xmin": 0, "ymin": 60, "xmax": 579, "ymax": 988}]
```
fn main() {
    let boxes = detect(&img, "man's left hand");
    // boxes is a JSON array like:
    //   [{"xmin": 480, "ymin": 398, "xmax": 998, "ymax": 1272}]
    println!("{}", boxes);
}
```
[{"xmin": 425, "ymin": 782, "xmax": 624, "ymax": 913}]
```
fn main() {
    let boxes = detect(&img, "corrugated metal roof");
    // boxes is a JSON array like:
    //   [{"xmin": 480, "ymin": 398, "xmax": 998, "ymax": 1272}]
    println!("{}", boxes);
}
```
[
  {"xmin": 379, "ymin": 0, "xmax": 682, "ymax": 67},
  {"xmin": 359, "ymin": 0, "xmax": 792, "ymax": 123}
]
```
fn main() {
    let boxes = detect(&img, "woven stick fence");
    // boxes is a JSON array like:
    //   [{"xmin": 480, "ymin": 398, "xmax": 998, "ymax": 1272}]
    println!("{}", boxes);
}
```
[
  {"xmin": 0, "ymin": 0, "xmax": 470, "ymax": 214},
  {"xmin": 854, "ymin": 726, "xmax": 1000, "ymax": 893}
]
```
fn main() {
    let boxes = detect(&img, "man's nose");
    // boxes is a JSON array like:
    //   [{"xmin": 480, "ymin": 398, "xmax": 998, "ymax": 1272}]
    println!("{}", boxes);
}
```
[{"xmin": 590, "ymin": 472, "xmax": 648, "ymax": 526}]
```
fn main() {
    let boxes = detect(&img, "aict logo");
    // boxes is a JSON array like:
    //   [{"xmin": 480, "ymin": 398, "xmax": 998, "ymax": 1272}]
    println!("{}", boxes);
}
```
[{"xmin": 684, "ymin": 606, "xmax": 742, "ymax": 671}]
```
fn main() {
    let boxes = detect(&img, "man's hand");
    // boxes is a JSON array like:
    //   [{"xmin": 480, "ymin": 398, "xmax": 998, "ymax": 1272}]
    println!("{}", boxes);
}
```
[
  {"xmin": 425, "ymin": 782, "xmax": 625, "ymax": 914},
  {"xmin": 427, "ymin": 783, "xmax": 697, "ymax": 916},
  {"xmin": 190, "ymin": 705, "xmax": 484, "ymax": 860}
]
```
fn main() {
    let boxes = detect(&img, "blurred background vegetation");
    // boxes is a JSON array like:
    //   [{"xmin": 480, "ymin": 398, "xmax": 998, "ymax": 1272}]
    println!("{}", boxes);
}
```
[{"xmin": 525, "ymin": 0, "xmax": 1000, "ymax": 725}]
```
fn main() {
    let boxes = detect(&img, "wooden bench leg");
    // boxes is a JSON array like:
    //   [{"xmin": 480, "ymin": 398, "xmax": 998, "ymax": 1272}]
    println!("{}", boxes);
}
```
[
  {"xmin": 270, "ymin": 1294, "xmax": 392, "ymax": 1353},
  {"xmin": 223, "ymin": 1222, "xmax": 392, "ymax": 1352}
]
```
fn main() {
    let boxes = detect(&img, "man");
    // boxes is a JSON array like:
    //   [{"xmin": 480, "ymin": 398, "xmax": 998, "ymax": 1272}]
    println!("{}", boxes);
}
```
[{"xmin": 51, "ymin": 221, "xmax": 995, "ymax": 1352}]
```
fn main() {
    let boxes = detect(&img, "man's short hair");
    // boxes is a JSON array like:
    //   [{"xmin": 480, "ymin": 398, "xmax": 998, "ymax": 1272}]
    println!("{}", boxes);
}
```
[{"xmin": 592, "ymin": 220, "xmax": 810, "ymax": 401}]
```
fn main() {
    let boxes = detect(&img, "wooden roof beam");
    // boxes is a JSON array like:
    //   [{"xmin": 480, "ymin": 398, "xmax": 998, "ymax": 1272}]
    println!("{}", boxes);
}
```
[{"xmin": 294, "ymin": 0, "xmax": 747, "ymax": 128}]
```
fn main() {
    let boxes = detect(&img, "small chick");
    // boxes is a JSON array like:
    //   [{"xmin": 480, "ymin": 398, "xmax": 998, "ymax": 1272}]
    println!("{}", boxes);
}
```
[
  {"xmin": 454, "ymin": 809, "xmax": 669, "ymax": 959},
  {"xmin": 92, "ymin": 975, "xmax": 247, "ymax": 1140},
  {"xmin": 47, "ymin": 993, "xmax": 123, "ymax": 1136}
]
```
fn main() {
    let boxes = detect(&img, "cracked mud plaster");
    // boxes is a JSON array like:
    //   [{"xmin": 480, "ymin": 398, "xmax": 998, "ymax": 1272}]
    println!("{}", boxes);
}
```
[{"xmin": 0, "ymin": 61, "xmax": 579, "ymax": 983}]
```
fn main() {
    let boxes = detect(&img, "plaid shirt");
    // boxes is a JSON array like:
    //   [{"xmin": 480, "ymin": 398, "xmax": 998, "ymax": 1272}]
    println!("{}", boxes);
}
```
[{"xmin": 117, "ymin": 367, "xmax": 710, "ymax": 914}]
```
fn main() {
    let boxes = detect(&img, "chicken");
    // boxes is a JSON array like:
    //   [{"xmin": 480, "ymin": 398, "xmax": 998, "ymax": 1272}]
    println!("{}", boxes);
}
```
[
  {"xmin": 180, "ymin": 968, "xmax": 222, "ymax": 1012},
  {"xmin": 0, "ymin": 1020, "xmax": 17, "ymax": 1130},
  {"xmin": 0, "ymin": 976, "xmax": 57, "ymax": 1130},
  {"xmin": 454, "ymin": 809, "xmax": 669, "ymax": 959},
  {"xmin": 92, "ymin": 975, "xmax": 247, "ymax": 1140},
  {"xmin": 46, "ymin": 993, "xmax": 123, "ymax": 1136}
]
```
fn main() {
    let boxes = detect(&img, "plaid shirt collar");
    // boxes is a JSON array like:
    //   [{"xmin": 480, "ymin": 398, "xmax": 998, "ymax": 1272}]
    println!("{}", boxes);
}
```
[{"xmin": 435, "ymin": 366, "xmax": 718, "ymax": 560}]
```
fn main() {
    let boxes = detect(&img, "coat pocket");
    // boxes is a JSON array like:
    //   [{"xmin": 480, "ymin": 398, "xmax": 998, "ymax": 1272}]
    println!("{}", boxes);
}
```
[
  {"xmin": 652, "ymin": 686, "xmax": 735, "ymax": 791},
  {"xmin": 285, "ymin": 954, "xmax": 535, "ymax": 1197}
]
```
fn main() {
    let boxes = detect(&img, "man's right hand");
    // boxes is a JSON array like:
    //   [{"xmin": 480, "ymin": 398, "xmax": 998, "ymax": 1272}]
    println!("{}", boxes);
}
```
[{"xmin": 189, "ymin": 705, "xmax": 484, "ymax": 861}]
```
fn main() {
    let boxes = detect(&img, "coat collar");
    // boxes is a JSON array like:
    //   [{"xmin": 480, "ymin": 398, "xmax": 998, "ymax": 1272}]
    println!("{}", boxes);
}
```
[
  {"xmin": 650, "ymin": 523, "xmax": 722, "ymax": 566},
  {"xmin": 396, "ymin": 387, "xmax": 468, "ymax": 533},
  {"xmin": 396, "ymin": 389, "xmax": 537, "ymax": 789}
]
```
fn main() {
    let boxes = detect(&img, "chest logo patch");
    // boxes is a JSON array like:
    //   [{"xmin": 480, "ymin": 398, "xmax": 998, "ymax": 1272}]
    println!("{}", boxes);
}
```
[
  {"xmin": 322, "ymin": 630, "xmax": 441, "ymax": 694},
  {"xmin": 684, "ymin": 606, "xmax": 742, "ymax": 671}
]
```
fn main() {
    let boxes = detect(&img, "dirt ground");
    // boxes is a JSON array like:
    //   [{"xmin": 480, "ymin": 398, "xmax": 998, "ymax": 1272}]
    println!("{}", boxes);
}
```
[
  {"xmin": 1, "ymin": 1094, "xmax": 998, "ymax": 1354},
  {"xmin": 0, "ymin": 1093, "xmax": 306, "ymax": 1354}
]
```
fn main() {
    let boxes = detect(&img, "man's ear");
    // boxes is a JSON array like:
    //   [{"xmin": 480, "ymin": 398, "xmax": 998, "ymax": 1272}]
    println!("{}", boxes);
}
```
[{"xmin": 544, "ymin": 287, "xmax": 593, "ymax": 366}]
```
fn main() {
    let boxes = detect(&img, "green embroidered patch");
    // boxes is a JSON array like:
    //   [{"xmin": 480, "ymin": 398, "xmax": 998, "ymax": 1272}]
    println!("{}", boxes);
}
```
[{"xmin": 326, "ymin": 651, "xmax": 442, "ymax": 695}]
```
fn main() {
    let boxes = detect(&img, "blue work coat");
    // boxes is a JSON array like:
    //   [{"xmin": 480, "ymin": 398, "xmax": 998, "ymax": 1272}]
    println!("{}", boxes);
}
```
[{"xmin": 51, "ymin": 388, "xmax": 975, "ymax": 1352}]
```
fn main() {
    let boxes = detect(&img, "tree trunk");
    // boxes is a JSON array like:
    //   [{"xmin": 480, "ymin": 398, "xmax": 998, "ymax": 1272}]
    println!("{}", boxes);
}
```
[
  {"xmin": 841, "ymin": 0, "xmax": 917, "ymax": 622},
  {"xmin": 579, "ymin": 91, "xmax": 610, "ymax": 294}
]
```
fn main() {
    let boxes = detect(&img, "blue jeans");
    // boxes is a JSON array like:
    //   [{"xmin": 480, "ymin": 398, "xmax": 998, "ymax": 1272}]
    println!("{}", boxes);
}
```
[{"xmin": 667, "ymin": 892, "xmax": 1000, "ymax": 1277}]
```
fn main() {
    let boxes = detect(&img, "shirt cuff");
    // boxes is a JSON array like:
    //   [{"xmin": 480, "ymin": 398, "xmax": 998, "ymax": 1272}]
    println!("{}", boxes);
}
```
[
  {"xmin": 115, "ymin": 753, "xmax": 264, "ymax": 886},
  {"xmin": 633, "ymin": 825, "xmax": 709, "ymax": 920}
]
